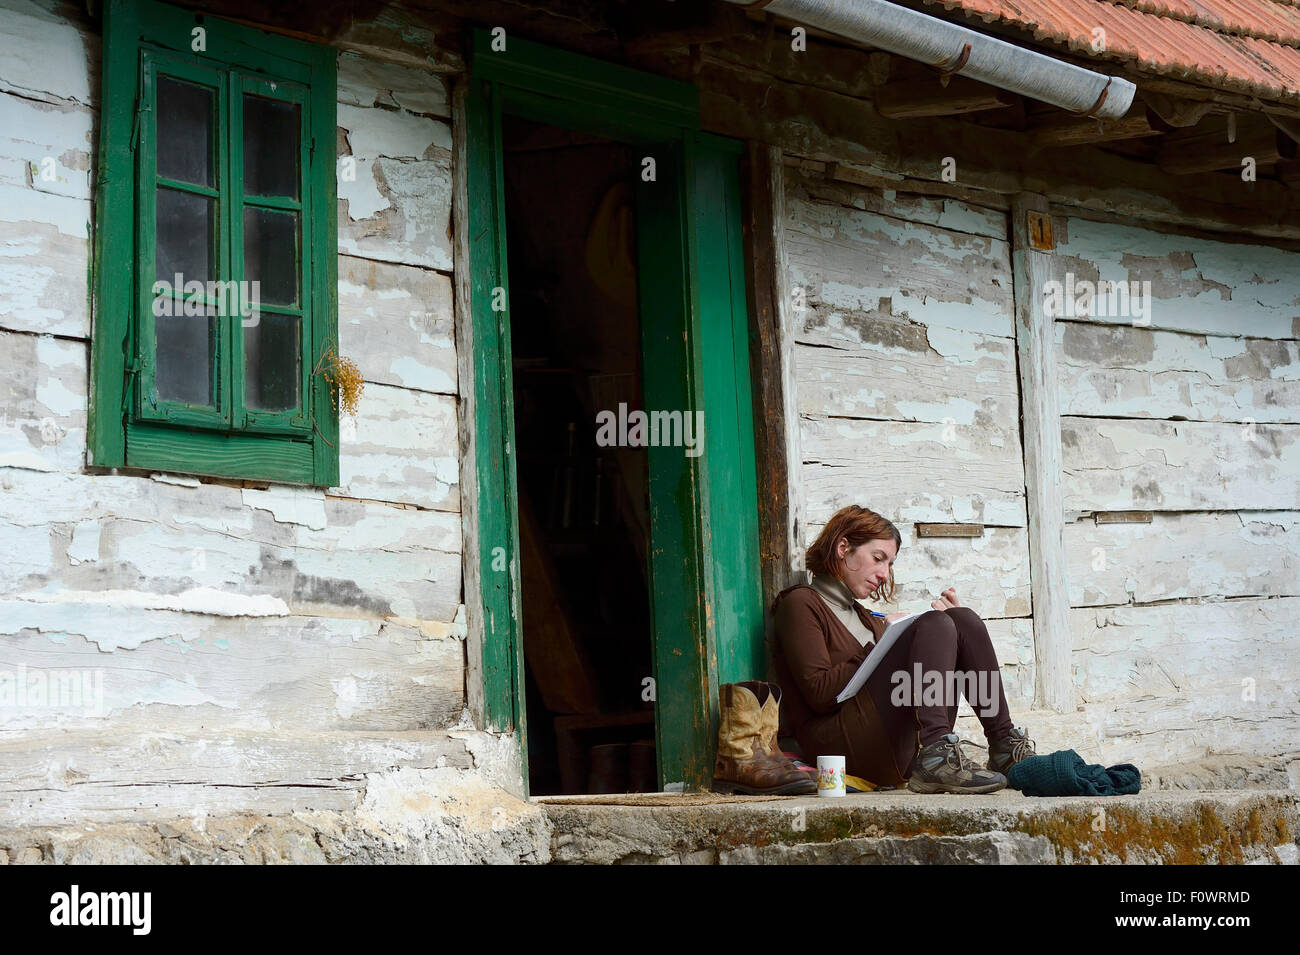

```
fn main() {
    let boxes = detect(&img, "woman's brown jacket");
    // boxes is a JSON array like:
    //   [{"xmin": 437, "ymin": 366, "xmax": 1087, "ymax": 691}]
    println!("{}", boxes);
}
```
[{"xmin": 772, "ymin": 584, "xmax": 917, "ymax": 785}]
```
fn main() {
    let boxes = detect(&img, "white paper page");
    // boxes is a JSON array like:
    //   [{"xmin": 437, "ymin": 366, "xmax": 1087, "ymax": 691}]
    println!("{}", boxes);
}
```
[{"xmin": 835, "ymin": 611, "xmax": 925, "ymax": 704}]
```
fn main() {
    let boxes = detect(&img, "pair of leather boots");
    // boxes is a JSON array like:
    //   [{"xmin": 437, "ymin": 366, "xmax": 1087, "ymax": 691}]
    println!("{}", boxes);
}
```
[{"xmin": 712, "ymin": 681, "xmax": 816, "ymax": 795}]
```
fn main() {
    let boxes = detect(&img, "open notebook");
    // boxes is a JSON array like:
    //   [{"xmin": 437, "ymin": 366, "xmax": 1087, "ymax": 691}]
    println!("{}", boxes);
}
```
[{"xmin": 835, "ymin": 611, "xmax": 925, "ymax": 704}]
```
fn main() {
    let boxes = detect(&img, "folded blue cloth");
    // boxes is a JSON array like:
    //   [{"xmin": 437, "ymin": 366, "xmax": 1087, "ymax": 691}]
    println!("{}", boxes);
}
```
[{"xmin": 1007, "ymin": 749, "xmax": 1141, "ymax": 796}]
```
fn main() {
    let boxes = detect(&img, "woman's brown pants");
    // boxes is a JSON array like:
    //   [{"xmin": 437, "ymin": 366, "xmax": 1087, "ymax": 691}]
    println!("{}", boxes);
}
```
[{"xmin": 802, "ymin": 607, "xmax": 1015, "ymax": 786}]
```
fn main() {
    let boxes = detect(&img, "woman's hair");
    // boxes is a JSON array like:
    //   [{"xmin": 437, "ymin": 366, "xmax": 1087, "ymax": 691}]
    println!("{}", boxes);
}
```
[{"xmin": 805, "ymin": 505, "xmax": 902, "ymax": 602}]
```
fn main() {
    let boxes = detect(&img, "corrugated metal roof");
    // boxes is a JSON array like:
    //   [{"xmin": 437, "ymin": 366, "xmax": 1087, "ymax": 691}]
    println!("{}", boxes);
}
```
[{"xmin": 921, "ymin": 0, "xmax": 1300, "ymax": 105}]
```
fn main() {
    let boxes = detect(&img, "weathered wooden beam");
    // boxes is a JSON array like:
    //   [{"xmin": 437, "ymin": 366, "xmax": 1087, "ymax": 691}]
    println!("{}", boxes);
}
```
[
  {"xmin": 743, "ymin": 142, "xmax": 806, "ymax": 619},
  {"xmin": 823, "ymin": 160, "xmax": 903, "ymax": 188},
  {"xmin": 618, "ymin": 0, "xmax": 752, "ymax": 54},
  {"xmin": 1157, "ymin": 126, "xmax": 1296, "ymax": 175},
  {"xmin": 1266, "ymin": 113, "xmax": 1300, "ymax": 147},
  {"xmin": 0, "ymin": 729, "xmax": 476, "ymax": 826},
  {"xmin": 1029, "ymin": 113, "xmax": 1160, "ymax": 150},
  {"xmin": 626, "ymin": 28, "xmax": 745, "ymax": 53},
  {"xmin": 173, "ymin": 0, "xmax": 466, "ymax": 71},
  {"xmin": 1063, "ymin": 418, "xmax": 1300, "ymax": 512},
  {"xmin": 1141, "ymin": 90, "xmax": 1215, "ymax": 128},
  {"xmin": 875, "ymin": 75, "xmax": 1016, "ymax": 119},
  {"xmin": 1010, "ymin": 193, "xmax": 1074, "ymax": 714},
  {"xmin": 1274, "ymin": 159, "xmax": 1300, "ymax": 185},
  {"xmin": 1066, "ymin": 512, "xmax": 1300, "ymax": 605},
  {"xmin": 688, "ymin": 54, "xmax": 1300, "ymax": 240},
  {"xmin": 624, "ymin": 10, "xmax": 748, "ymax": 54},
  {"xmin": 451, "ymin": 78, "xmax": 485, "ymax": 730},
  {"xmin": 824, "ymin": 158, "xmax": 1011, "ymax": 210}
]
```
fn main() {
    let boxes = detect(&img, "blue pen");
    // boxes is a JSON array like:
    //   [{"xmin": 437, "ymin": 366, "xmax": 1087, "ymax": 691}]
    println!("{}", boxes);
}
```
[{"xmin": 868, "ymin": 611, "xmax": 888, "ymax": 619}]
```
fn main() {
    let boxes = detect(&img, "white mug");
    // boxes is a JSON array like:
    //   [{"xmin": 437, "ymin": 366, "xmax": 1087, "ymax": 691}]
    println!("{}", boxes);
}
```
[{"xmin": 817, "ymin": 755, "xmax": 846, "ymax": 797}]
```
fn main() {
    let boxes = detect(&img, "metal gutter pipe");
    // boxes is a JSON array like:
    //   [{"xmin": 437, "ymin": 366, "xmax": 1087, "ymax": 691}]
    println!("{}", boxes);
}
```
[{"xmin": 723, "ymin": 0, "xmax": 1137, "ymax": 119}]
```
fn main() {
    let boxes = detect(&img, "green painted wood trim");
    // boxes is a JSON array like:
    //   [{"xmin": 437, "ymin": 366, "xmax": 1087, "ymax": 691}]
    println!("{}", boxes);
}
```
[
  {"xmin": 135, "ymin": 53, "xmax": 231, "ymax": 429},
  {"xmin": 470, "ymin": 30, "xmax": 698, "ymax": 133},
  {"xmin": 689, "ymin": 133, "xmax": 765, "ymax": 686},
  {"xmin": 126, "ymin": 0, "xmax": 324, "ymax": 78},
  {"xmin": 496, "ymin": 86, "xmax": 689, "ymax": 146},
  {"xmin": 465, "ymin": 77, "xmax": 524, "ymax": 741},
  {"xmin": 89, "ymin": 0, "xmax": 338, "ymax": 486},
  {"xmin": 307, "ymin": 52, "xmax": 340, "ymax": 487},
  {"xmin": 232, "ymin": 72, "xmax": 314, "ymax": 436},
  {"xmin": 125, "ymin": 420, "xmax": 314, "ymax": 483},
  {"xmin": 637, "ymin": 140, "xmax": 717, "ymax": 791},
  {"xmin": 88, "ymin": 0, "xmax": 139, "ymax": 469}
]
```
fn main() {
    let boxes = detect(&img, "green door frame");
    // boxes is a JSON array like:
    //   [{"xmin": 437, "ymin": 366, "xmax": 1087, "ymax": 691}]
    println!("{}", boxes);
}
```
[{"xmin": 465, "ymin": 31, "xmax": 764, "ymax": 792}]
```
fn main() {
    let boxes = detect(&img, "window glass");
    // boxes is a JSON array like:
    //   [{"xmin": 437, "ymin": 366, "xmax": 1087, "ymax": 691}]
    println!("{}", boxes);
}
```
[
  {"xmin": 156, "ymin": 305, "xmax": 216, "ymax": 406},
  {"xmin": 243, "ymin": 207, "xmax": 299, "ymax": 307},
  {"xmin": 245, "ymin": 313, "xmax": 301, "ymax": 412},
  {"xmin": 243, "ymin": 94, "xmax": 300, "ymax": 198},
  {"xmin": 157, "ymin": 76, "xmax": 214, "ymax": 187},
  {"xmin": 155, "ymin": 187, "xmax": 213, "ymax": 284}
]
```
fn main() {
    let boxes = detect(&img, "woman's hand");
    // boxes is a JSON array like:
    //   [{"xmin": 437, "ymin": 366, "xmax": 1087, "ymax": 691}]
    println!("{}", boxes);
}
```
[
  {"xmin": 931, "ymin": 587, "xmax": 961, "ymax": 611},
  {"xmin": 884, "ymin": 612, "xmax": 910, "ymax": 623}
]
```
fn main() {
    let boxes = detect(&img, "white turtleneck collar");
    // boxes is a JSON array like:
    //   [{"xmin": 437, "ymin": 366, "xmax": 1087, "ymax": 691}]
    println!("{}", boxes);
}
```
[
  {"xmin": 809, "ymin": 573, "xmax": 875, "ymax": 647},
  {"xmin": 810, "ymin": 572, "xmax": 856, "ymax": 611}
]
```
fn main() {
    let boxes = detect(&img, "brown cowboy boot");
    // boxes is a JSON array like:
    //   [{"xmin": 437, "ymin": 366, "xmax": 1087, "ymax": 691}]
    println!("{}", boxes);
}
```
[{"xmin": 712, "ymin": 682, "xmax": 816, "ymax": 795}]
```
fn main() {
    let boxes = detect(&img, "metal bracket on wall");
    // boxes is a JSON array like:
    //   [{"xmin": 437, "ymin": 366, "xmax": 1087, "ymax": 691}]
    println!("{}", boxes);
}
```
[
  {"xmin": 1027, "ymin": 210, "xmax": 1055, "ymax": 251},
  {"xmin": 1094, "ymin": 511, "xmax": 1154, "ymax": 524},
  {"xmin": 915, "ymin": 523, "xmax": 984, "ymax": 538}
]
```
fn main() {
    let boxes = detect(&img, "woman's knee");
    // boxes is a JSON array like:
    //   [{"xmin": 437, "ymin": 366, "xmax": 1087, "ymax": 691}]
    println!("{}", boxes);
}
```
[
  {"xmin": 944, "ymin": 606, "xmax": 984, "ymax": 631},
  {"xmin": 915, "ymin": 609, "xmax": 958, "ymax": 641}
]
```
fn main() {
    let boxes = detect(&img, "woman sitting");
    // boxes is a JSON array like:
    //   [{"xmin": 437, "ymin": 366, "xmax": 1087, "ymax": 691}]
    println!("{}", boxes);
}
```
[{"xmin": 773, "ymin": 504, "xmax": 1036, "ymax": 793}]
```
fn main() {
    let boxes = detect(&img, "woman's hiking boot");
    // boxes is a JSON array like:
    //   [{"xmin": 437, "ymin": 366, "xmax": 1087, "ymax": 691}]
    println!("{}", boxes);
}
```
[
  {"xmin": 712, "ymin": 682, "xmax": 817, "ymax": 795},
  {"xmin": 986, "ymin": 726, "xmax": 1036, "ymax": 777},
  {"xmin": 906, "ymin": 732, "xmax": 1006, "ymax": 794}
]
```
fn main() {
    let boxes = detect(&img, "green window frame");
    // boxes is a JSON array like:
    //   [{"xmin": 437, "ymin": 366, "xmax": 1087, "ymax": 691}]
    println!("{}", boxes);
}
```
[{"xmin": 90, "ymin": 0, "xmax": 339, "ymax": 485}]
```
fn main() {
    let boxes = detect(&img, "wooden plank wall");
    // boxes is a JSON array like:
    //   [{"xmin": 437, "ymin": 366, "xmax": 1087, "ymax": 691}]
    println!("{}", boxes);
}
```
[
  {"xmin": 1053, "ymin": 215, "xmax": 1300, "ymax": 760},
  {"xmin": 673, "ymin": 15, "xmax": 1297, "ymax": 764},
  {"xmin": 783, "ymin": 169, "xmax": 1035, "ymax": 709},
  {"xmin": 0, "ymin": 0, "xmax": 472, "ymax": 824},
  {"xmin": 688, "ymin": 15, "xmax": 1299, "ymax": 767},
  {"xmin": 781, "ymin": 173, "xmax": 1299, "ymax": 766},
  {"xmin": 3, "ymin": 0, "xmax": 1297, "ymax": 815}
]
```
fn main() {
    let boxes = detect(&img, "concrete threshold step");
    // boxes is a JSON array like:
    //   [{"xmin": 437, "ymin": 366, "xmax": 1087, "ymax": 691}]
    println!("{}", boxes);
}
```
[{"xmin": 536, "ymin": 789, "xmax": 1300, "ymax": 864}]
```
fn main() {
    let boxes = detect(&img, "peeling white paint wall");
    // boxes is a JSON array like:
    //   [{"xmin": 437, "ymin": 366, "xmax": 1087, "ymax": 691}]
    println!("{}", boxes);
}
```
[
  {"xmin": 1052, "ymin": 215, "xmax": 1300, "ymax": 767},
  {"xmin": 4, "ymin": 0, "xmax": 1297, "ymax": 838},
  {"xmin": 784, "ymin": 169, "xmax": 1034, "ymax": 707},
  {"xmin": 782, "ymin": 163, "xmax": 1300, "ymax": 770},
  {"xmin": 0, "ymin": 0, "xmax": 502, "ymax": 829}
]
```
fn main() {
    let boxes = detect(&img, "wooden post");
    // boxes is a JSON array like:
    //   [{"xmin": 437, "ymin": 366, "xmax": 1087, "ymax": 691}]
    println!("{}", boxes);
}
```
[
  {"xmin": 1010, "ymin": 193, "xmax": 1074, "ymax": 713},
  {"xmin": 743, "ymin": 144, "xmax": 806, "ymax": 603},
  {"xmin": 743, "ymin": 144, "xmax": 807, "ymax": 681},
  {"xmin": 451, "ymin": 79, "xmax": 485, "ymax": 728}
]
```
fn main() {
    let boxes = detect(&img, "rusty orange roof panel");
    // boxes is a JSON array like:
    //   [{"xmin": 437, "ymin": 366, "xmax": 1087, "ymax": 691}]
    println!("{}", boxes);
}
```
[{"xmin": 920, "ymin": 0, "xmax": 1300, "ymax": 104}]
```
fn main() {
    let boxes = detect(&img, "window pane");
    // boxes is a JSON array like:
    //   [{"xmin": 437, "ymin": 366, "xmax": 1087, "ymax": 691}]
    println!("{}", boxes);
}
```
[
  {"xmin": 244, "ymin": 312, "xmax": 300, "ymax": 412},
  {"xmin": 156, "ymin": 76, "xmax": 214, "ymax": 187},
  {"xmin": 243, "ymin": 207, "xmax": 298, "ymax": 306},
  {"xmin": 155, "ymin": 305, "xmax": 216, "ymax": 406},
  {"xmin": 243, "ymin": 95, "xmax": 300, "ymax": 198},
  {"xmin": 156, "ymin": 188, "xmax": 213, "ymax": 286}
]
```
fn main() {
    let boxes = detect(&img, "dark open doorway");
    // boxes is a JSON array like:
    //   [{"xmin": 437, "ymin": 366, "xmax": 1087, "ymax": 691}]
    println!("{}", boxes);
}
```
[
  {"xmin": 467, "ymin": 32, "xmax": 765, "ymax": 793},
  {"xmin": 502, "ymin": 116, "xmax": 656, "ymax": 795}
]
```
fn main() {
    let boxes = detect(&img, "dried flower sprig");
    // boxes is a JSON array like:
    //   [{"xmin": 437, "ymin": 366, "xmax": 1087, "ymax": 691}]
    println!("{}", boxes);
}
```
[{"xmin": 314, "ymin": 344, "xmax": 364, "ymax": 417}]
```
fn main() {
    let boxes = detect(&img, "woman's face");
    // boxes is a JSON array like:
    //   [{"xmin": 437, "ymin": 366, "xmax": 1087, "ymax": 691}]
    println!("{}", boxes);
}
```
[{"xmin": 837, "ymin": 536, "xmax": 897, "ymax": 600}]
